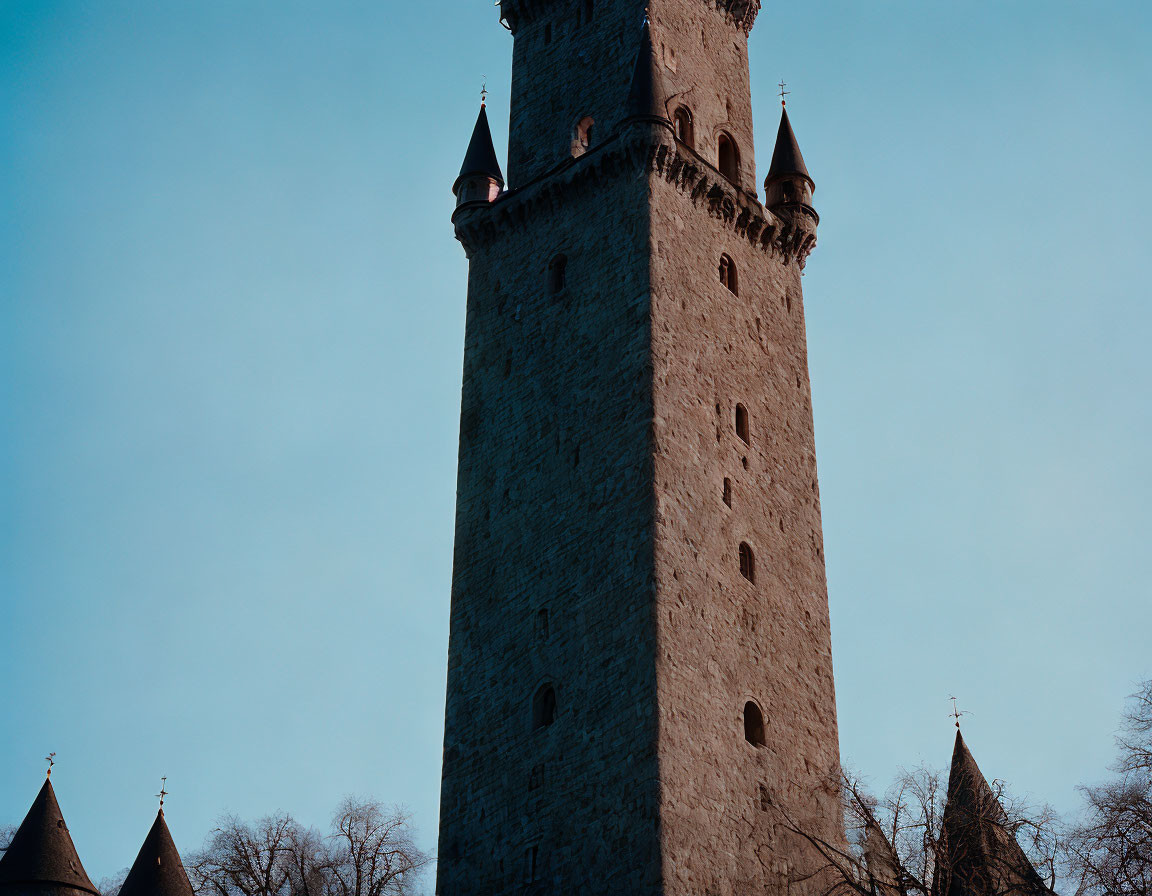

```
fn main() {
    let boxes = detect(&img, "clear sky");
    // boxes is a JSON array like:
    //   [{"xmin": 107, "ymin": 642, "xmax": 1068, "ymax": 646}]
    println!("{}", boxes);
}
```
[{"xmin": 2, "ymin": 0, "xmax": 1151, "ymax": 887}]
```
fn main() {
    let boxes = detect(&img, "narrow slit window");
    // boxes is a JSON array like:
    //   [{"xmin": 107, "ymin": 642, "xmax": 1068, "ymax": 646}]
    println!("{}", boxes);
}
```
[
  {"xmin": 549, "ymin": 254, "xmax": 567, "ymax": 293},
  {"xmin": 673, "ymin": 107, "xmax": 694, "ymax": 149},
  {"xmin": 544, "ymin": 22, "xmax": 552, "ymax": 44},
  {"xmin": 722, "ymin": 478, "xmax": 732, "ymax": 507},
  {"xmin": 533, "ymin": 684, "xmax": 557, "ymax": 729},
  {"xmin": 739, "ymin": 542, "xmax": 755, "ymax": 583},
  {"xmin": 735, "ymin": 403, "xmax": 749, "ymax": 444},
  {"xmin": 719, "ymin": 254, "xmax": 737, "ymax": 295},
  {"xmin": 744, "ymin": 701, "xmax": 766, "ymax": 746},
  {"xmin": 536, "ymin": 608, "xmax": 549, "ymax": 640},
  {"xmin": 584, "ymin": 0, "xmax": 594, "ymax": 22},
  {"xmin": 718, "ymin": 132, "xmax": 739, "ymax": 182}
]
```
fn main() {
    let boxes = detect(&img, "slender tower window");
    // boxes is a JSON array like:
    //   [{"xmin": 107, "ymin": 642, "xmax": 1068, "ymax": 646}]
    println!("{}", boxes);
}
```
[
  {"xmin": 722, "ymin": 478, "xmax": 732, "ymax": 507},
  {"xmin": 673, "ymin": 107, "xmax": 694, "ymax": 149},
  {"xmin": 739, "ymin": 542, "xmax": 755, "ymax": 583},
  {"xmin": 549, "ymin": 254, "xmax": 567, "ymax": 293},
  {"xmin": 533, "ymin": 684, "xmax": 558, "ymax": 729},
  {"xmin": 719, "ymin": 254, "xmax": 737, "ymax": 295},
  {"xmin": 735, "ymin": 403, "xmax": 750, "ymax": 444},
  {"xmin": 744, "ymin": 701, "xmax": 766, "ymax": 745},
  {"xmin": 718, "ymin": 132, "xmax": 739, "ymax": 182}
]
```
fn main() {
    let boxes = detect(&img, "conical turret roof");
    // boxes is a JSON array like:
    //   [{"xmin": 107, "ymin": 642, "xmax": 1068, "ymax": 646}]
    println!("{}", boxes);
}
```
[
  {"xmin": 766, "ymin": 106, "xmax": 812, "ymax": 187},
  {"xmin": 453, "ymin": 104, "xmax": 504, "ymax": 195},
  {"xmin": 932, "ymin": 731, "xmax": 1050, "ymax": 896},
  {"xmin": 0, "ymin": 778, "xmax": 98, "ymax": 895},
  {"xmin": 117, "ymin": 810, "xmax": 194, "ymax": 896},
  {"xmin": 625, "ymin": 20, "xmax": 670, "ymax": 123}
]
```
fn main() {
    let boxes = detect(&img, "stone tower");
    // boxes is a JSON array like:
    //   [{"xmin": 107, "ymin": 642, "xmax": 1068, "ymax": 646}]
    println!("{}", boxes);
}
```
[{"xmin": 438, "ymin": 0, "xmax": 841, "ymax": 892}]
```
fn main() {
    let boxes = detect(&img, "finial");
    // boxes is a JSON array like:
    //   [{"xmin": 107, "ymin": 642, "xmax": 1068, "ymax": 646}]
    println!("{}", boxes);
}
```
[
  {"xmin": 949, "ymin": 696, "xmax": 971, "ymax": 730},
  {"xmin": 157, "ymin": 776, "xmax": 168, "ymax": 809},
  {"xmin": 45, "ymin": 752, "xmax": 56, "ymax": 778},
  {"xmin": 778, "ymin": 80, "xmax": 790, "ymax": 107},
  {"xmin": 480, "ymin": 78, "xmax": 487, "ymax": 107}
]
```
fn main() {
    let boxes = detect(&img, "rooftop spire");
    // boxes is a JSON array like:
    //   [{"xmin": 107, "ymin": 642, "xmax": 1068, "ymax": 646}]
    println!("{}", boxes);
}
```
[
  {"xmin": 625, "ymin": 18, "xmax": 671, "ymax": 125},
  {"xmin": 117, "ymin": 808, "xmax": 195, "ymax": 896},
  {"xmin": 766, "ymin": 105, "xmax": 812, "ymax": 189},
  {"xmin": 932, "ymin": 732, "xmax": 1051, "ymax": 896},
  {"xmin": 453, "ymin": 102, "xmax": 504, "ymax": 197},
  {"xmin": 0, "ymin": 778, "xmax": 98, "ymax": 896}
]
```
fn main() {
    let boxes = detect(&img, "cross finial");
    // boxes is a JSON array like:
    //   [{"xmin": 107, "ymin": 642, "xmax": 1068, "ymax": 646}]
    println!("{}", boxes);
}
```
[
  {"xmin": 157, "ymin": 776, "xmax": 168, "ymax": 809},
  {"xmin": 949, "ymin": 696, "xmax": 970, "ymax": 730},
  {"xmin": 45, "ymin": 752, "xmax": 55, "ymax": 778},
  {"xmin": 778, "ymin": 80, "xmax": 790, "ymax": 107},
  {"xmin": 480, "ymin": 78, "xmax": 487, "ymax": 107}
]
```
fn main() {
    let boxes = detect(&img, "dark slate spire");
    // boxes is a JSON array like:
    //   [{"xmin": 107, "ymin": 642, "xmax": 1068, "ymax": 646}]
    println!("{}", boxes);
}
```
[
  {"xmin": 0, "ymin": 779, "xmax": 98, "ymax": 896},
  {"xmin": 453, "ymin": 104, "xmax": 504, "ymax": 196},
  {"xmin": 117, "ymin": 810, "xmax": 195, "ymax": 896},
  {"xmin": 931, "ymin": 732, "xmax": 1051, "ymax": 896},
  {"xmin": 766, "ymin": 106, "xmax": 813, "ymax": 188},
  {"xmin": 625, "ymin": 19, "xmax": 671, "ymax": 124}
]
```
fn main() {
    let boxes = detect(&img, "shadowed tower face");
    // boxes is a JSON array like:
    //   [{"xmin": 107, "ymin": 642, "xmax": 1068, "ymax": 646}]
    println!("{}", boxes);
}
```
[{"xmin": 439, "ymin": 0, "xmax": 841, "ymax": 893}]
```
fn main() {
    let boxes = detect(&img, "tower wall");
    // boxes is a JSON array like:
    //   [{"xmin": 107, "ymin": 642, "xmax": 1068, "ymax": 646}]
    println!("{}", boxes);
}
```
[
  {"xmin": 649, "ymin": 165, "xmax": 842, "ymax": 893},
  {"xmin": 439, "ymin": 153, "xmax": 664, "ymax": 894}
]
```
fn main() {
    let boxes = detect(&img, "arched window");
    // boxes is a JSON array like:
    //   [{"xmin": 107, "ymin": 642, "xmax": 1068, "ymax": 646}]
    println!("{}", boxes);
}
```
[
  {"xmin": 673, "ymin": 107, "xmax": 694, "ymax": 149},
  {"xmin": 744, "ymin": 701, "xmax": 766, "ymax": 746},
  {"xmin": 735, "ymin": 403, "xmax": 749, "ymax": 444},
  {"xmin": 549, "ymin": 254, "xmax": 567, "ymax": 293},
  {"xmin": 739, "ymin": 542, "xmax": 755, "ymax": 583},
  {"xmin": 533, "ymin": 684, "xmax": 557, "ymax": 729},
  {"xmin": 572, "ymin": 116, "xmax": 595, "ymax": 157},
  {"xmin": 718, "ymin": 132, "xmax": 739, "ymax": 183},
  {"xmin": 719, "ymin": 254, "xmax": 737, "ymax": 295}
]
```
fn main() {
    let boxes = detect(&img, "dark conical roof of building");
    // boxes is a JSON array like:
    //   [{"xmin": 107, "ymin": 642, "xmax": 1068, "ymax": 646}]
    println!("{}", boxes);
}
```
[
  {"xmin": 625, "ymin": 20, "xmax": 670, "ymax": 123},
  {"xmin": 932, "ymin": 731, "xmax": 1051, "ymax": 896},
  {"xmin": 0, "ymin": 778, "xmax": 98, "ymax": 895},
  {"xmin": 766, "ymin": 106, "xmax": 812, "ymax": 187},
  {"xmin": 117, "ymin": 810, "xmax": 194, "ymax": 896},
  {"xmin": 453, "ymin": 104, "xmax": 504, "ymax": 195}
]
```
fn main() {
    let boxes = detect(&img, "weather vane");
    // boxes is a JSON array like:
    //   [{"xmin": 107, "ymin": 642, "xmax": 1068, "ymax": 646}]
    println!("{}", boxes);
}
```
[
  {"xmin": 157, "ymin": 776, "xmax": 168, "ymax": 809},
  {"xmin": 778, "ymin": 80, "xmax": 790, "ymax": 107},
  {"xmin": 481, "ymin": 78, "xmax": 487, "ymax": 106},
  {"xmin": 949, "ymin": 696, "xmax": 971, "ymax": 730},
  {"xmin": 45, "ymin": 752, "xmax": 55, "ymax": 778}
]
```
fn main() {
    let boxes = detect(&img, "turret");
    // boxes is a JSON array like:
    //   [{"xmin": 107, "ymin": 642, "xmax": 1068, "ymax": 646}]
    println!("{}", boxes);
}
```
[
  {"xmin": 452, "ymin": 103, "xmax": 504, "ymax": 208},
  {"xmin": 0, "ymin": 777, "xmax": 98, "ymax": 896},
  {"xmin": 117, "ymin": 809, "xmax": 194, "ymax": 896},
  {"xmin": 764, "ymin": 105, "xmax": 817, "ymax": 222}
]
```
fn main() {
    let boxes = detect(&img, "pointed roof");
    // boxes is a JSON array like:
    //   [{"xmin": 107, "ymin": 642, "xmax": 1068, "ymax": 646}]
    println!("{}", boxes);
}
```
[
  {"xmin": 453, "ymin": 104, "xmax": 504, "ymax": 195},
  {"xmin": 117, "ymin": 810, "xmax": 194, "ymax": 896},
  {"xmin": 766, "ymin": 106, "xmax": 813, "ymax": 187},
  {"xmin": 625, "ymin": 20, "xmax": 670, "ymax": 124},
  {"xmin": 932, "ymin": 732, "xmax": 1050, "ymax": 896},
  {"xmin": 0, "ymin": 779, "xmax": 98, "ymax": 895}
]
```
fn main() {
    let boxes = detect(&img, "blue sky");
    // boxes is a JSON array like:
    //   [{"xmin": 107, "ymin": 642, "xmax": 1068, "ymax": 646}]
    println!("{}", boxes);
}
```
[{"xmin": 2, "ymin": 0, "xmax": 1151, "ymax": 885}]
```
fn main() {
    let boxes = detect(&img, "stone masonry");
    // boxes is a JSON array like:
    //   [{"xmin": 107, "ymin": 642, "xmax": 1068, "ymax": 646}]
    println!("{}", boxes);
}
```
[{"xmin": 439, "ymin": 1, "xmax": 841, "ymax": 893}]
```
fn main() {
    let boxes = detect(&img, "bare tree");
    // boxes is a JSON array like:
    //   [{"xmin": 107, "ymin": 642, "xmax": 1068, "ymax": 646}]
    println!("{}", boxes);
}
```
[
  {"xmin": 97, "ymin": 867, "xmax": 129, "ymax": 896},
  {"xmin": 189, "ymin": 800, "xmax": 428, "ymax": 896},
  {"xmin": 190, "ymin": 813, "xmax": 299, "ymax": 896},
  {"xmin": 325, "ymin": 799, "xmax": 429, "ymax": 896},
  {"xmin": 0, "ymin": 823, "xmax": 16, "ymax": 856},
  {"xmin": 1066, "ymin": 680, "xmax": 1152, "ymax": 896}
]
